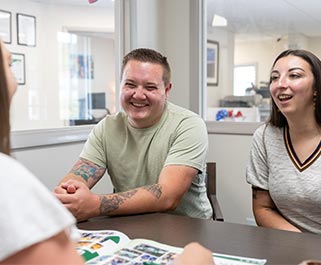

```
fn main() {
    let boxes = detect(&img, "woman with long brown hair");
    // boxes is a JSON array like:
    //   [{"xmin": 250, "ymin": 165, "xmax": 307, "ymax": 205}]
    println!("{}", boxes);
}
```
[{"xmin": 247, "ymin": 49, "xmax": 321, "ymax": 234}]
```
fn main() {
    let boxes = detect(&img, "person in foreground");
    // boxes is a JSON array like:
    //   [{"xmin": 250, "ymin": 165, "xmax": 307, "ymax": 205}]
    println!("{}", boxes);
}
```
[
  {"xmin": 0, "ymin": 40, "xmax": 84, "ymax": 264},
  {"xmin": 54, "ymin": 48, "xmax": 212, "ymax": 221},
  {"xmin": 246, "ymin": 49, "xmax": 321, "ymax": 234},
  {"xmin": 171, "ymin": 242, "xmax": 214, "ymax": 265}
]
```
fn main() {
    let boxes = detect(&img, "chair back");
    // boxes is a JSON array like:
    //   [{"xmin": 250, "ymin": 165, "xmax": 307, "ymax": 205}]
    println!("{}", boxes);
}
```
[{"xmin": 206, "ymin": 162, "xmax": 224, "ymax": 221}]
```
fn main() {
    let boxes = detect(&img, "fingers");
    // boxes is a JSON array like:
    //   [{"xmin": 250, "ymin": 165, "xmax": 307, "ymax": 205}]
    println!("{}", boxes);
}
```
[
  {"xmin": 55, "ymin": 193, "xmax": 75, "ymax": 204},
  {"xmin": 53, "ymin": 185, "xmax": 68, "ymax": 194},
  {"xmin": 54, "ymin": 179, "xmax": 83, "ymax": 195},
  {"xmin": 172, "ymin": 242, "xmax": 214, "ymax": 265},
  {"xmin": 64, "ymin": 184, "xmax": 77, "ymax": 194}
]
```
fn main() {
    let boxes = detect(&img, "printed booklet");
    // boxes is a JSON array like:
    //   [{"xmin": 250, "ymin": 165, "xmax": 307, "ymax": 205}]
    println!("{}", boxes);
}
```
[{"xmin": 76, "ymin": 229, "xmax": 267, "ymax": 265}]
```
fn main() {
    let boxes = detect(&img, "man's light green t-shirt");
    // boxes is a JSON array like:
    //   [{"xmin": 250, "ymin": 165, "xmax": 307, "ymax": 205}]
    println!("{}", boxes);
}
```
[{"xmin": 80, "ymin": 101, "xmax": 212, "ymax": 219}]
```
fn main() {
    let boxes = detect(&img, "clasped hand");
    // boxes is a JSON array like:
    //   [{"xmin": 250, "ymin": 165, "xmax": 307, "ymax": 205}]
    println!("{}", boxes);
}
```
[{"xmin": 54, "ymin": 180, "xmax": 100, "ymax": 222}]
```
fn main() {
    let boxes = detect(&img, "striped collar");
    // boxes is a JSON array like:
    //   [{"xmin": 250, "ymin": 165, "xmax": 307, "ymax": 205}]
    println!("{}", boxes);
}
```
[{"xmin": 284, "ymin": 126, "xmax": 321, "ymax": 172}]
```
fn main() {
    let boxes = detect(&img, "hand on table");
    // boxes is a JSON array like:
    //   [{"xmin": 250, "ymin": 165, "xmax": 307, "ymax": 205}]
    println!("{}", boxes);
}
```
[{"xmin": 54, "ymin": 179, "xmax": 100, "ymax": 222}]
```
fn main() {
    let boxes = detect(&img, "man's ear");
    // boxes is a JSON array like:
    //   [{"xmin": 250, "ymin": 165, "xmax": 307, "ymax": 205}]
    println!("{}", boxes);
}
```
[{"xmin": 165, "ymin": 83, "xmax": 172, "ymax": 99}]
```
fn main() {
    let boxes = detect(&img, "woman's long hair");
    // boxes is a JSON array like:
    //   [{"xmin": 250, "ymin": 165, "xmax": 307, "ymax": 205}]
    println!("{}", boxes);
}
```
[{"xmin": 0, "ymin": 43, "xmax": 11, "ymax": 155}]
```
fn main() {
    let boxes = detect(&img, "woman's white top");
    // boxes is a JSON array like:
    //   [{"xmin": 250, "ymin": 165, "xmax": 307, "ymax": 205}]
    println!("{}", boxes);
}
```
[{"xmin": 0, "ymin": 153, "xmax": 77, "ymax": 261}]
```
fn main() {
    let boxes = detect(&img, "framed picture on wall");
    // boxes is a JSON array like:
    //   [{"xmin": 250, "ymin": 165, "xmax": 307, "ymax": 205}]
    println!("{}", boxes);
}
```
[
  {"xmin": 207, "ymin": 40, "xmax": 219, "ymax": 86},
  {"xmin": 17, "ymin": 13, "xmax": 36, "ymax": 46},
  {"xmin": 0, "ymin": 10, "xmax": 12, "ymax": 44},
  {"xmin": 11, "ymin": 53, "xmax": 26, "ymax": 85}
]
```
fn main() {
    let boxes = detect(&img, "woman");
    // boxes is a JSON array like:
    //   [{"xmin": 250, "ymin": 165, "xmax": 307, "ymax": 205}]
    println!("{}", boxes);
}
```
[
  {"xmin": 246, "ymin": 49, "xmax": 321, "ymax": 234},
  {"xmin": 0, "ymin": 39, "xmax": 84, "ymax": 264}
]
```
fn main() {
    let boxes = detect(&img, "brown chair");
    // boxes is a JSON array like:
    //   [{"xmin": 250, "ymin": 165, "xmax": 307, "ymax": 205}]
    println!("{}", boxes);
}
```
[{"xmin": 206, "ymin": 162, "xmax": 224, "ymax": 221}]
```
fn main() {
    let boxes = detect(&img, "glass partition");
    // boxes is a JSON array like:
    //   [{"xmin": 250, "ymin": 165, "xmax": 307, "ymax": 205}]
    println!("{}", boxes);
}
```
[
  {"xmin": 58, "ymin": 31, "xmax": 115, "ymax": 126},
  {"xmin": 4, "ymin": 0, "xmax": 116, "ymax": 131},
  {"xmin": 206, "ymin": 0, "xmax": 321, "ymax": 122}
]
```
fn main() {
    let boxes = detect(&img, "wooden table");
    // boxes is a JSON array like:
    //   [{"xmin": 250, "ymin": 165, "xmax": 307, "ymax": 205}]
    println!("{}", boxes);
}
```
[{"xmin": 78, "ymin": 213, "xmax": 321, "ymax": 264}]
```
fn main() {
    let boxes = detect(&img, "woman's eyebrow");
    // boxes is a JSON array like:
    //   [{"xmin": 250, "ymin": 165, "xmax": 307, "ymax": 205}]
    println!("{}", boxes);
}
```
[{"xmin": 288, "ymin": 67, "xmax": 305, "ymax": 72}]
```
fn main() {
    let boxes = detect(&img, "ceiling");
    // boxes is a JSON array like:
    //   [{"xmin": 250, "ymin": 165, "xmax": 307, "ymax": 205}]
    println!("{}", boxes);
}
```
[
  {"xmin": 30, "ymin": 0, "xmax": 114, "ymax": 38},
  {"xmin": 207, "ymin": 0, "xmax": 321, "ymax": 42},
  {"xmin": 30, "ymin": 0, "xmax": 321, "ymax": 42},
  {"xmin": 30, "ymin": 0, "xmax": 113, "ymax": 8}
]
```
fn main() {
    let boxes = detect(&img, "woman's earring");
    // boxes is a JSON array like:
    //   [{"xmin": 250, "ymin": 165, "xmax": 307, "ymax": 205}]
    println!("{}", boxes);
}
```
[{"xmin": 313, "ymin": 90, "xmax": 317, "ymax": 110}]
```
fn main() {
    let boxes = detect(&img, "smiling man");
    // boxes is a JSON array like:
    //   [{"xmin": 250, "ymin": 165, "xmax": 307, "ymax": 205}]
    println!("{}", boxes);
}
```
[{"xmin": 54, "ymin": 48, "xmax": 212, "ymax": 221}]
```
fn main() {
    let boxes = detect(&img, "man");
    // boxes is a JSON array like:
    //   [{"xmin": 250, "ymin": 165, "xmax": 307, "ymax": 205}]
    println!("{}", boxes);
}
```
[{"xmin": 54, "ymin": 48, "xmax": 212, "ymax": 221}]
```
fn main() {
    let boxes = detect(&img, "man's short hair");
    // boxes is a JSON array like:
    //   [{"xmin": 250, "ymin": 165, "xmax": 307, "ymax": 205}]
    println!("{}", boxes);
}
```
[{"xmin": 121, "ymin": 48, "xmax": 171, "ymax": 87}]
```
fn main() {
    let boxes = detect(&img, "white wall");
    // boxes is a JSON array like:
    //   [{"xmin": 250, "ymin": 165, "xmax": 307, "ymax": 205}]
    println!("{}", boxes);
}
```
[
  {"xmin": 233, "ymin": 36, "xmax": 321, "ymax": 89},
  {"xmin": 12, "ymin": 143, "xmax": 84, "ymax": 190},
  {"xmin": 134, "ymin": 0, "xmax": 162, "ymax": 51},
  {"xmin": 12, "ymin": 142, "xmax": 113, "ymax": 194},
  {"xmin": 162, "ymin": 0, "xmax": 191, "ymax": 109},
  {"xmin": 234, "ymin": 39, "xmax": 288, "ymax": 86},
  {"xmin": 208, "ymin": 133, "xmax": 255, "ymax": 225},
  {"xmin": 307, "ymin": 36, "xmax": 321, "ymax": 57}
]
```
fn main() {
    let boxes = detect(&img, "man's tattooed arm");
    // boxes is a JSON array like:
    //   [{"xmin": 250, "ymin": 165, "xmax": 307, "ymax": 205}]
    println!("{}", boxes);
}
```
[
  {"xmin": 70, "ymin": 158, "xmax": 106, "ymax": 188},
  {"xmin": 99, "ymin": 184, "xmax": 163, "ymax": 216},
  {"xmin": 143, "ymin": 184, "xmax": 162, "ymax": 199},
  {"xmin": 100, "ymin": 189, "xmax": 138, "ymax": 215}
]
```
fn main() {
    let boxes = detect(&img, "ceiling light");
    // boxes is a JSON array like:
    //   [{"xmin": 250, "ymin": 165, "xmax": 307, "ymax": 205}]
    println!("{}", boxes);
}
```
[{"xmin": 212, "ymin": 14, "xmax": 227, "ymax": 27}]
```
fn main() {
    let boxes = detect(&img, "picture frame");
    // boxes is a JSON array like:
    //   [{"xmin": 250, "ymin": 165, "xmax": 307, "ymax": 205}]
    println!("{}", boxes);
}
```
[
  {"xmin": 207, "ymin": 40, "xmax": 219, "ymax": 86},
  {"xmin": 0, "ymin": 10, "xmax": 12, "ymax": 44},
  {"xmin": 17, "ymin": 13, "xmax": 36, "ymax": 46},
  {"xmin": 11, "ymin": 53, "xmax": 25, "ymax": 85}
]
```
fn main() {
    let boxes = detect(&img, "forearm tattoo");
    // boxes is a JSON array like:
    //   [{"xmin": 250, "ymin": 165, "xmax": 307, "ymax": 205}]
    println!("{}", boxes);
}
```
[
  {"xmin": 100, "ymin": 190, "xmax": 138, "ymax": 215},
  {"xmin": 99, "ymin": 184, "xmax": 162, "ymax": 215},
  {"xmin": 143, "ymin": 184, "xmax": 162, "ymax": 199},
  {"xmin": 71, "ymin": 158, "xmax": 105, "ymax": 183}
]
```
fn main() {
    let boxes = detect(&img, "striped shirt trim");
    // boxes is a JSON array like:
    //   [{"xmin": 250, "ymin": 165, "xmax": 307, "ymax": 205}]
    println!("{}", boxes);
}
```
[{"xmin": 284, "ymin": 126, "xmax": 321, "ymax": 172}]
